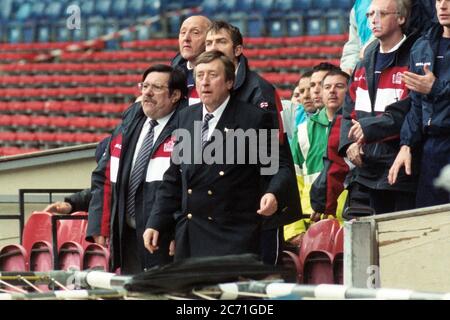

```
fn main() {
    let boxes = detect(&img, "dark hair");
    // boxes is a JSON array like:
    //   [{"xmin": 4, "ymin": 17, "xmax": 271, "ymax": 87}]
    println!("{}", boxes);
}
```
[
  {"xmin": 207, "ymin": 20, "xmax": 243, "ymax": 47},
  {"xmin": 299, "ymin": 70, "xmax": 314, "ymax": 81},
  {"xmin": 322, "ymin": 69, "xmax": 350, "ymax": 84},
  {"xmin": 194, "ymin": 50, "xmax": 236, "ymax": 83},
  {"xmin": 312, "ymin": 62, "xmax": 341, "ymax": 73},
  {"xmin": 142, "ymin": 64, "xmax": 188, "ymax": 98}
]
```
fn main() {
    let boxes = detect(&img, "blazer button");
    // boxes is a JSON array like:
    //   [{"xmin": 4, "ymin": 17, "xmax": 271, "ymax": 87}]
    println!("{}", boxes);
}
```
[
  {"xmin": 208, "ymin": 216, "xmax": 213, "ymax": 221},
  {"xmin": 188, "ymin": 189, "xmax": 192, "ymax": 194},
  {"xmin": 207, "ymin": 190, "xmax": 213, "ymax": 195},
  {"xmin": 187, "ymin": 213, "xmax": 193, "ymax": 219},
  {"xmin": 219, "ymin": 171, "xmax": 224, "ymax": 176}
]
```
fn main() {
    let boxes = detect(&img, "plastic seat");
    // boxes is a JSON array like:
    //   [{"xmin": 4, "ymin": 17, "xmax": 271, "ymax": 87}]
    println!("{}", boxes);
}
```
[
  {"xmin": 58, "ymin": 241, "xmax": 84, "ymax": 271},
  {"xmin": 29, "ymin": 241, "xmax": 53, "ymax": 272},
  {"xmin": 280, "ymin": 250, "xmax": 302, "ymax": 283},
  {"xmin": 57, "ymin": 212, "xmax": 89, "ymax": 249},
  {"xmin": 22, "ymin": 212, "xmax": 55, "ymax": 256},
  {"xmin": 83, "ymin": 244, "xmax": 110, "ymax": 271},
  {"xmin": 333, "ymin": 227, "xmax": 344, "ymax": 284},
  {"xmin": 0, "ymin": 244, "xmax": 29, "ymax": 271},
  {"xmin": 299, "ymin": 219, "xmax": 341, "ymax": 284}
]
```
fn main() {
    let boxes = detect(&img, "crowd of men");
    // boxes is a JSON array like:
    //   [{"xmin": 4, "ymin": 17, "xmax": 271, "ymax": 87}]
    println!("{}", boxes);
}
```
[{"xmin": 44, "ymin": 0, "xmax": 449, "ymax": 274}]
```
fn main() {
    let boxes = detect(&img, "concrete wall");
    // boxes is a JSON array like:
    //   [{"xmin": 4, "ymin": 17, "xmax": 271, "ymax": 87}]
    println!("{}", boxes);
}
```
[{"xmin": 0, "ymin": 144, "xmax": 98, "ymax": 247}]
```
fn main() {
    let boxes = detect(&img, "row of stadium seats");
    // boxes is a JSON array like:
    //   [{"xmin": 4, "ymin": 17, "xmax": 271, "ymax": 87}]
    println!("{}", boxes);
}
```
[
  {"xmin": 0, "ymin": 74, "xmax": 141, "ymax": 87},
  {"xmin": 282, "ymin": 219, "xmax": 344, "ymax": 284},
  {"xmin": 0, "ymin": 101, "xmax": 128, "ymax": 116},
  {"xmin": 1, "ymin": 0, "xmax": 352, "ymax": 22},
  {"xmin": 1, "ymin": 11, "xmax": 349, "ymax": 43},
  {"xmin": 0, "ymin": 132, "xmax": 110, "ymax": 148},
  {"xmin": 0, "ymin": 146, "xmax": 40, "ymax": 156},
  {"xmin": 0, "ymin": 47, "xmax": 342, "ymax": 63},
  {"xmin": 0, "ymin": 212, "xmax": 109, "ymax": 274},
  {"xmin": 0, "ymin": 34, "xmax": 348, "ymax": 52},
  {"xmin": 0, "ymin": 59, "xmax": 340, "ymax": 75},
  {"xmin": 0, "ymin": 115, "xmax": 121, "ymax": 131},
  {"xmin": 0, "ymin": 87, "xmax": 137, "ymax": 101}
]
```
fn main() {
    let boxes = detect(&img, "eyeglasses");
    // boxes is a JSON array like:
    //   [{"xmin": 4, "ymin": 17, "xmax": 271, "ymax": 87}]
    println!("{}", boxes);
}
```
[
  {"xmin": 365, "ymin": 10, "xmax": 399, "ymax": 18},
  {"xmin": 137, "ymin": 82, "xmax": 168, "ymax": 93}
]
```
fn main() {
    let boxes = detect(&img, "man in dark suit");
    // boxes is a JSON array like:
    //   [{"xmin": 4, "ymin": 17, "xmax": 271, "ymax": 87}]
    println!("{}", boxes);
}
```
[
  {"xmin": 143, "ymin": 51, "xmax": 300, "ymax": 261},
  {"xmin": 86, "ymin": 65, "xmax": 187, "ymax": 274},
  {"xmin": 204, "ymin": 21, "xmax": 301, "ymax": 264}
]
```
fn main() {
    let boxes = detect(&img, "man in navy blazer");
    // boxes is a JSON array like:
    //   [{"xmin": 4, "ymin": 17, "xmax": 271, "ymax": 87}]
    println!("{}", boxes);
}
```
[{"xmin": 144, "ymin": 51, "xmax": 300, "ymax": 261}]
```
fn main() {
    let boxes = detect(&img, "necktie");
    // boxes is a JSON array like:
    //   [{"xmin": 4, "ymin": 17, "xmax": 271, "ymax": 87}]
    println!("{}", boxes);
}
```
[
  {"xmin": 201, "ymin": 113, "xmax": 214, "ymax": 149},
  {"xmin": 126, "ymin": 119, "xmax": 158, "ymax": 228}
]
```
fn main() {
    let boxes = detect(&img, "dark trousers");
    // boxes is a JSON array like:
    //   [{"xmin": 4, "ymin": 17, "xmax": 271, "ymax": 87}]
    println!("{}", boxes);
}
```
[
  {"xmin": 416, "ymin": 135, "xmax": 450, "ymax": 208},
  {"xmin": 121, "ymin": 223, "xmax": 142, "ymax": 275},
  {"xmin": 260, "ymin": 227, "xmax": 283, "ymax": 265},
  {"xmin": 369, "ymin": 189, "xmax": 416, "ymax": 215}
]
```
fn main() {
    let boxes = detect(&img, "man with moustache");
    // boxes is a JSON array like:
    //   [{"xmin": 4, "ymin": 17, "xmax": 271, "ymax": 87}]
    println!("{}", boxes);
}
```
[{"xmin": 87, "ymin": 65, "xmax": 187, "ymax": 274}]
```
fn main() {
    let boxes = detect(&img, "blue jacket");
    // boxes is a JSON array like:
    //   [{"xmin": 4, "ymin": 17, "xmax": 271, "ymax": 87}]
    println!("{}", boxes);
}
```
[{"xmin": 400, "ymin": 24, "xmax": 450, "ymax": 148}]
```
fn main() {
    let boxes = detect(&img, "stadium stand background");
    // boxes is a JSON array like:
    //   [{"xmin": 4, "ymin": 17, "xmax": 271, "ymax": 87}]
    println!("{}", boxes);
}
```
[{"xmin": 0, "ymin": 0, "xmax": 350, "ymax": 157}]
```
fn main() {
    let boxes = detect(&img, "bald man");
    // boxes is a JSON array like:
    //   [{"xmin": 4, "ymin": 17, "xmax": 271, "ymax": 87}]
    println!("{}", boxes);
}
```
[{"xmin": 171, "ymin": 15, "xmax": 212, "ymax": 105}]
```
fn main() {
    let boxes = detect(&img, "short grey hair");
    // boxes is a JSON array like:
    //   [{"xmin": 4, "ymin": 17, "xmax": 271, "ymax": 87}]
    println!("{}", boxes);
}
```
[{"xmin": 395, "ymin": 0, "xmax": 412, "ymax": 32}]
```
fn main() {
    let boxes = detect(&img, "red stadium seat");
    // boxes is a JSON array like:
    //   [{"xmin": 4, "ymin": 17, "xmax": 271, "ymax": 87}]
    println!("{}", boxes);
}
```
[
  {"xmin": 29, "ymin": 241, "xmax": 53, "ymax": 272},
  {"xmin": 0, "ymin": 244, "xmax": 29, "ymax": 271},
  {"xmin": 58, "ymin": 241, "xmax": 84, "ymax": 271},
  {"xmin": 299, "ymin": 219, "xmax": 341, "ymax": 284},
  {"xmin": 57, "ymin": 212, "xmax": 89, "ymax": 249},
  {"xmin": 22, "ymin": 212, "xmax": 55, "ymax": 255},
  {"xmin": 333, "ymin": 227, "xmax": 344, "ymax": 284},
  {"xmin": 280, "ymin": 250, "xmax": 302, "ymax": 283},
  {"xmin": 83, "ymin": 244, "xmax": 110, "ymax": 271}
]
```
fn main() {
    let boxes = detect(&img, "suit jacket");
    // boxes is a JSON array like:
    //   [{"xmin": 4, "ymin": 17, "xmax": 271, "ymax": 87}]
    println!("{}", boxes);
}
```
[
  {"xmin": 87, "ymin": 102, "xmax": 183, "ymax": 271},
  {"xmin": 147, "ymin": 97, "xmax": 300, "ymax": 260}
]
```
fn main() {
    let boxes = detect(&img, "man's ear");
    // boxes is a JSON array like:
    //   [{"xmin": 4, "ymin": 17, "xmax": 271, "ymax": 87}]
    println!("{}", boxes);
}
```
[
  {"xmin": 226, "ymin": 79, "xmax": 234, "ymax": 91},
  {"xmin": 397, "ymin": 16, "xmax": 406, "ymax": 27},
  {"xmin": 234, "ymin": 45, "xmax": 243, "ymax": 58},
  {"xmin": 171, "ymin": 89, "xmax": 182, "ymax": 103}
]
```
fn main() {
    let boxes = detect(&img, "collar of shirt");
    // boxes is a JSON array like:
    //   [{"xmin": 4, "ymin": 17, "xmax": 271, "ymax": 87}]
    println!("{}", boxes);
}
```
[
  {"xmin": 379, "ymin": 34, "xmax": 406, "ymax": 53},
  {"xmin": 202, "ymin": 95, "xmax": 230, "ymax": 140},
  {"xmin": 132, "ymin": 111, "xmax": 175, "ymax": 168},
  {"xmin": 187, "ymin": 61, "xmax": 194, "ymax": 70}
]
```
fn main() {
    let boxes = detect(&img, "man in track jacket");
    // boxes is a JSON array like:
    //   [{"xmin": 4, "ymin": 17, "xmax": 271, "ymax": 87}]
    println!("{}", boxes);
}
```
[
  {"xmin": 87, "ymin": 65, "xmax": 188, "ymax": 274},
  {"xmin": 389, "ymin": 0, "xmax": 450, "ymax": 207},
  {"xmin": 339, "ymin": 0, "xmax": 419, "ymax": 214}
]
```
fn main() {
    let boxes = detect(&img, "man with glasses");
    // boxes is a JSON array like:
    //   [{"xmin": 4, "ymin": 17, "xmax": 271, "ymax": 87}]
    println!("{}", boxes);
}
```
[
  {"xmin": 86, "ymin": 65, "xmax": 188, "ymax": 274},
  {"xmin": 339, "ymin": 0, "xmax": 420, "ymax": 214}
]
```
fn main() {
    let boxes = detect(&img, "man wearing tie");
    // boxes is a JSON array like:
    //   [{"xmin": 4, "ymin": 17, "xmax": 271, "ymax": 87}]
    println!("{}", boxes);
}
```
[
  {"xmin": 87, "ymin": 65, "xmax": 187, "ymax": 274},
  {"xmin": 143, "ymin": 51, "xmax": 300, "ymax": 260}
]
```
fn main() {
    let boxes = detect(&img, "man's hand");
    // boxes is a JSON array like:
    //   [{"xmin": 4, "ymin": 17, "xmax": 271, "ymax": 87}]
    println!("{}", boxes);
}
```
[
  {"xmin": 44, "ymin": 201, "xmax": 72, "ymax": 214},
  {"xmin": 288, "ymin": 233, "xmax": 304, "ymax": 247},
  {"xmin": 346, "ymin": 142, "xmax": 364, "ymax": 167},
  {"xmin": 257, "ymin": 193, "xmax": 278, "ymax": 216},
  {"xmin": 348, "ymin": 119, "xmax": 365, "ymax": 144},
  {"xmin": 143, "ymin": 228, "xmax": 159, "ymax": 253},
  {"xmin": 402, "ymin": 65, "xmax": 436, "ymax": 95},
  {"xmin": 169, "ymin": 240, "xmax": 175, "ymax": 256},
  {"xmin": 93, "ymin": 235, "xmax": 106, "ymax": 246},
  {"xmin": 310, "ymin": 212, "xmax": 322, "ymax": 222},
  {"xmin": 388, "ymin": 145, "xmax": 412, "ymax": 185}
]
